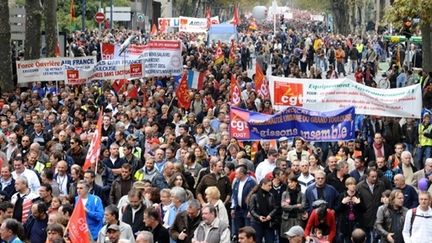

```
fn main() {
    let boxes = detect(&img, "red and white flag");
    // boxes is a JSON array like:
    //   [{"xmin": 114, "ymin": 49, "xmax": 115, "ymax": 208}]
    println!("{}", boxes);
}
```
[
  {"xmin": 230, "ymin": 75, "xmax": 241, "ymax": 106},
  {"xmin": 255, "ymin": 63, "xmax": 270, "ymax": 99},
  {"xmin": 83, "ymin": 109, "xmax": 103, "ymax": 171},
  {"xmin": 67, "ymin": 198, "xmax": 90, "ymax": 243}
]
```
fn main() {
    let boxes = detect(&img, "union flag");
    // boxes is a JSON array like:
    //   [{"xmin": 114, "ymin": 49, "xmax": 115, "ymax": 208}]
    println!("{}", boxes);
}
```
[
  {"xmin": 83, "ymin": 109, "xmax": 103, "ymax": 171},
  {"xmin": 176, "ymin": 72, "xmax": 191, "ymax": 109},
  {"xmin": 67, "ymin": 198, "xmax": 91, "ymax": 243},
  {"xmin": 230, "ymin": 75, "xmax": 241, "ymax": 106},
  {"xmin": 214, "ymin": 41, "xmax": 224, "ymax": 65}
]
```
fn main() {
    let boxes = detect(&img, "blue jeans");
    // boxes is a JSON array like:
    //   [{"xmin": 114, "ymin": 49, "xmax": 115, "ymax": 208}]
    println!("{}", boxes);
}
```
[
  {"xmin": 415, "ymin": 146, "xmax": 431, "ymax": 169},
  {"xmin": 251, "ymin": 220, "xmax": 275, "ymax": 243},
  {"xmin": 232, "ymin": 208, "xmax": 250, "ymax": 237}
]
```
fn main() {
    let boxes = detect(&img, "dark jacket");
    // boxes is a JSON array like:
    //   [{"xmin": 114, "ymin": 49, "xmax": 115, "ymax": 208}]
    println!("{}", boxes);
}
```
[
  {"xmin": 326, "ymin": 172, "xmax": 350, "ymax": 193},
  {"xmin": 196, "ymin": 173, "xmax": 231, "ymax": 202},
  {"xmin": 67, "ymin": 147, "xmax": 87, "ymax": 166},
  {"xmin": 1, "ymin": 178, "xmax": 16, "ymax": 200},
  {"xmin": 150, "ymin": 223, "xmax": 170, "ymax": 243},
  {"xmin": 122, "ymin": 203, "xmax": 146, "ymax": 235},
  {"xmin": 356, "ymin": 179, "xmax": 386, "ymax": 228},
  {"xmin": 336, "ymin": 191, "xmax": 365, "ymax": 236},
  {"xmin": 364, "ymin": 144, "xmax": 392, "ymax": 163},
  {"xmin": 109, "ymin": 177, "xmax": 134, "ymax": 205},
  {"xmin": 397, "ymin": 184, "xmax": 419, "ymax": 209},
  {"xmin": 23, "ymin": 214, "xmax": 48, "ymax": 243},
  {"xmin": 231, "ymin": 176, "xmax": 256, "ymax": 209},
  {"xmin": 374, "ymin": 205, "xmax": 408, "ymax": 243},
  {"xmin": 249, "ymin": 188, "xmax": 278, "ymax": 226},
  {"xmin": 304, "ymin": 184, "xmax": 339, "ymax": 213},
  {"xmin": 169, "ymin": 210, "xmax": 201, "ymax": 243}
]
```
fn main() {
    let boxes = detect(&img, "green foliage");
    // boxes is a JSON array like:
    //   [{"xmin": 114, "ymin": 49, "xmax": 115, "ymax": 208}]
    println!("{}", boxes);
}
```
[
  {"xmin": 385, "ymin": 0, "xmax": 432, "ymax": 27},
  {"xmin": 16, "ymin": 0, "xmax": 129, "ymax": 33},
  {"xmin": 291, "ymin": 0, "xmax": 331, "ymax": 12}
]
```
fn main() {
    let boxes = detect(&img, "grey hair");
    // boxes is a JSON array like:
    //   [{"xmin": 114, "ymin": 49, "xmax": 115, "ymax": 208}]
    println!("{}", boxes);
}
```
[
  {"xmin": 137, "ymin": 231, "xmax": 154, "ymax": 243},
  {"xmin": 188, "ymin": 199, "xmax": 201, "ymax": 210},
  {"xmin": 16, "ymin": 176, "xmax": 29, "ymax": 187},
  {"xmin": 170, "ymin": 186, "xmax": 187, "ymax": 203}
]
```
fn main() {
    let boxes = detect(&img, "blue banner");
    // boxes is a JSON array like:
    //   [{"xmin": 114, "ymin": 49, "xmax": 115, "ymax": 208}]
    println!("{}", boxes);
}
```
[{"xmin": 230, "ymin": 106, "xmax": 355, "ymax": 141}]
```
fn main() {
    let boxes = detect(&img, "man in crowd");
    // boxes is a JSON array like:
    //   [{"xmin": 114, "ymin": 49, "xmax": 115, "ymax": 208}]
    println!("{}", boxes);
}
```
[{"xmin": 192, "ymin": 205, "xmax": 230, "ymax": 243}]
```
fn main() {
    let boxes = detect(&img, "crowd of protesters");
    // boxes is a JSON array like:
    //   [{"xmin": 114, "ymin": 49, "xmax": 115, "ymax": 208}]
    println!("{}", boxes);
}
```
[{"xmin": 0, "ymin": 18, "xmax": 432, "ymax": 243}]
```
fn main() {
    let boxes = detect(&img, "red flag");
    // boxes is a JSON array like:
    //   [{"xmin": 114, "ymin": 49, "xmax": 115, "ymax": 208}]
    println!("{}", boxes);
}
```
[
  {"xmin": 230, "ymin": 75, "xmax": 241, "ymax": 106},
  {"xmin": 231, "ymin": 4, "xmax": 240, "ymax": 26},
  {"xmin": 228, "ymin": 39, "xmax": 236, "ymax": 64},
  {"xmin": 206, "ymin": 7, "xmax": 212, "ymax": 30},
  {"xmin": 214, "ymin": 41, "xmax": 224, "ymax": 65},
  {"xmin": 67, "ymin": 198, "xmax": 90, "ymax": 243},
  {"xmin": 127, "ymin": 85, "xmax": 139, "ymax": 99},
  {"xmin": 112, "ymin": 79, "xmax": 126, "ymax": 93},
  {"xmin": 255, "ymin": 63, "xmax": 270, "ymax": 99},
  {"xmin": 55, "ymin": 40, "xmax": 61, "ymax": 57},
  {"xmin": 83, "ymin": 109, "xmax": 104, "ymax": 171},
  {"xmin": 70, "ymin": 0, "xmax": 76, "ymax": 22},
  {"xmin": 176, "ymin": 72, "xmax": 191, "ymax": 109},
  {"xmin": 151, "ymin": 24, "xmax": 158, "ymax": 35}
]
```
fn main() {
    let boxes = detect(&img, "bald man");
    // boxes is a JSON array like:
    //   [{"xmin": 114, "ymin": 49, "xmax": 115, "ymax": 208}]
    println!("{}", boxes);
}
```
[{"xmin": 394, "ymin": 174, "xmax": 419, "ymax": 209}]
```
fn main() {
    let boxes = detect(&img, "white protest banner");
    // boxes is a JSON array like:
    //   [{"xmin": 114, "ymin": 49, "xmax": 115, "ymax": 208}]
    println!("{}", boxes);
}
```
[
  {"xmin": 179, "ymin": 16, "xmax": 208, "ymax": 33},
  {"xmin": 158, "ymin": 18, "xmax": 179, "ymax": 33},
  {"xmin": 140, "ymin": 40, "xmax": 183, "ymax": 77},
  {"xmin": 16, "ymin": 56, "xmax": 96, "ymax": 83},
  {"xmin": 65, "ymin": 58, "xmax": 144, "ymax": 85},
  {"xmin": 269, "ymin": 76, "xmax": 422, "ymax": 118}
]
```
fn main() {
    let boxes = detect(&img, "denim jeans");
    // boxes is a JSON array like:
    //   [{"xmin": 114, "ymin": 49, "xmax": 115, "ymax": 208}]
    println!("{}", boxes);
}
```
[
  {"xmin": 251, "ymin": 220, "xmax": 276, "ymax": 243},
  {"xmin": 415, "ymin": 146, "xmax": 432, "ymax": 169},
  {"xmin": 232, "ymin": 208, "xmax": 250, "ymax": 237}
]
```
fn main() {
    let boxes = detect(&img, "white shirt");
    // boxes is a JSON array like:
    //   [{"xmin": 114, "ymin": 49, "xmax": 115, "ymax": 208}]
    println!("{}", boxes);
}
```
[
  {"xmin": 402, "ymin": 206, "xmax": 432, "ymax": 243},
  {"xmin": 298, "ymin": 173, "xmax": 315, "ymax": 193},
  {"xmin": 255, "ymin": 159, "xmax": 276, "ymax": 183},
  {"xmin": 237, "ymin": 178, "xmax": 247, "ymax": 207},
  {"xmin": 56, "ymin": 174, "xmax": 68, "ymax": 196},
  {"xmin": 12, "ymin": 169, "xmax": 40, "ymax": 195}
]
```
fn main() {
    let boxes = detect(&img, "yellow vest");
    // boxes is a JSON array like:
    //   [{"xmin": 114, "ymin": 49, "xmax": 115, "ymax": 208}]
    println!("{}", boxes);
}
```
[
  {"xmin": 418, "ymin": 124, "xmax": 432, "ymax": 146},
  {"xmin": 134, "ymin": 169, "xmax": 145, "ymax": 181}
]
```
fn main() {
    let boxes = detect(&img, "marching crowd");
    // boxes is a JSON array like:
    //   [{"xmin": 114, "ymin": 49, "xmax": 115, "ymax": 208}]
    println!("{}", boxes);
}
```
[{"xmin": 1, "ymin": 23, "xmax": 432, "ymax": 243}]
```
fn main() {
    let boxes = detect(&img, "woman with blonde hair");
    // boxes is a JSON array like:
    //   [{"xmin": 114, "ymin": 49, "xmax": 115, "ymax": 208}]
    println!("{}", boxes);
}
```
[{"xmin": 205, "ymin": 186, "xmax": 229, "ymax": 225}]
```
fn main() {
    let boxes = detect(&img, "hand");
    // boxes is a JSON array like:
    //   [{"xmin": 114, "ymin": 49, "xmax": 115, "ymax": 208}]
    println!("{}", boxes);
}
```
[
  {"xmin": 178, "ymin": 231, "xmax": 188, "ymax": 240},
  {"xmin": 296, "ymin": 204, "xmax": 302, "ymax": 208},
  {"xmin": 353, "ymin": 197, "xmax": 361, "ymax": 204},
  {"xmin": 281, "ymin": 201, "xmax": 288, "ymax": 207},
  {"xmin": 342, "ymin": 196, "xmax": 351, "ymax": 204},
  {"xmin": 259, "ymin": 216, "xmax": 266, "ymax": 222},
  {"xmin": 305, "ymin": 236, "xmax": 311, "ymax": 242},
  {"xmin": 387, "ymin": 233, "xmax": 394, "ymax": 243},
  {"xmin": 265, "ymin": 215, "xmax": 271, "ymax": 221}
]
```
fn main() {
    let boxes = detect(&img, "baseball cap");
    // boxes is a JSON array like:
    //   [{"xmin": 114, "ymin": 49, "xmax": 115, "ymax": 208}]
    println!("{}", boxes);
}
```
[
  {"xmin": 278, "ymin": 137, "xmax": 288, "ymax": 142},
  {"xmin": 107, "ymin": 224, "xmax": 120, "ymax": 231},
  {"xmin": 149, "ymin": 137, "xmax": 160, "ymax": 145},
  {"xmin": 133, "ymin": 181, "xmax": 146, "ymax": 189},
  {"xmin": 285, "ymin": 226, "xmax": 304, "ymax": 237}
]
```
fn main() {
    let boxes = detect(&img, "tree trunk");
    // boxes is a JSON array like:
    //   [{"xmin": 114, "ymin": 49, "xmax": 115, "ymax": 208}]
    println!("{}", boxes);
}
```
[
  {"xmin": 24, "ymin": 0, "xmax": 43, "ymax": 60},
  {"xmin": 0, "ymin": 0, "xmax": 13, "ymax": 93},
  {"xmin": 331, "ymin": 0, "xmax": 350, "ymax": 35},
  {"xmin": 44, "ymin": 0, "xmax": 57, "ymax": 57},
  {"xmin": 421, "ymin": 23, "xmax": 432, "ymax": 73}
]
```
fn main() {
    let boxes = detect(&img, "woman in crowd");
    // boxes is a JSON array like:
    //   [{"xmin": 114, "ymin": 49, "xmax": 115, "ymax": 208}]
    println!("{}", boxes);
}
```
[
  {"xmin": 280, "ymin": 175, "xmax": 304, "ymax": 243},
  {"xmin": 304, "ymin": 200, "xmax": 337, "ymax": 243},
  {"xmin": 336, "ymin": 177, "xmax": 364, "ymax": 242},
  {"xmin": 248, "ymin": 178, "xmax": 278, "ymax": 243},
  {"xmin": 205, "ymin": 186, "xmax": 229, "ymax": 225},
  {"xmin": 308, "ymin": 153, "xmax": 324, "ymax": 176},
  {"xmin": 375, "ymin": 190, "xmax": 407, "ymax": 243}
]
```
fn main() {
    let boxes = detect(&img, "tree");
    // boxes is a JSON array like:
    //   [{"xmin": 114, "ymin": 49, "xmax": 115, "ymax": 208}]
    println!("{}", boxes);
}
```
[
  {"xmin": 330, "ymin": 0, "xmax": 350, "ymax": 35},
  {"xmin": 386, "ymin": 0, "xmax": 432, "ymax": 72},
  {"xmin": 0, "ymin": 0, "xmax": 13, "ymax": 92},
  {"xmin": 44, "ymin": 0, "xmax": 57, "ymax": 57},
  {"xmin": 24, "ymin": 0, "xmax": 43, "ymax": 60}
]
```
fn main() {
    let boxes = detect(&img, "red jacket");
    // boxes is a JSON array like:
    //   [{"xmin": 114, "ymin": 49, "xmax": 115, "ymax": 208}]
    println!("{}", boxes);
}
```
[{"xmin": 304, "ymin": 208, "xmax": 337, "ymax": 242}]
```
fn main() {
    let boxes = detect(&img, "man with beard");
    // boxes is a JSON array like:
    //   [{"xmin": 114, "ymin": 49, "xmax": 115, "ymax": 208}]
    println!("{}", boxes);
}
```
[
  {"xmin": 110, "ymin": 163, "xmax": 134, "ymax": 205},
  {"xmin": 121, "ymin": 189, "xmax": 146, "ymax": 235}
]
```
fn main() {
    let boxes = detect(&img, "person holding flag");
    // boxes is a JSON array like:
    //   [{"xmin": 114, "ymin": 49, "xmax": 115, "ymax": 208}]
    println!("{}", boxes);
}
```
[
  {"xmin": 214, "ymin": 41, "xmax": 225, "ymax": 65},
  {"xmin": 70, "ymin": 180, "xmax": 104, "ymax": 241}
]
